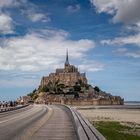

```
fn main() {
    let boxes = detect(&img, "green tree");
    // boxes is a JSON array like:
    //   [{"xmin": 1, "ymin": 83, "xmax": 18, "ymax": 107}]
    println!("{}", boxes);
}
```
[
  {"xmin": 40, "ymin": 86, "xmax": 49, "ymax": 92},
  {"xmin": 57, "ymin": 84, "xmax": 65, "ymax": 94},
  {"xmin": 46, "ymin": 80, "xmax": 62, "ymax": 94},
  {"xmin": 78, "ymin": 79, "xmax": 86, "ymax": 87},
  {"xmin": 27, "ymin": 89, "xmax": 38, "ymax": 101},
  {"xmin": 74, "ymin": 92, "xmax": 79, "ymax": 98},
  {"xmin": 73, "ymin": 82, "xmax": 81, "ymax": 99},
  {"xmin": 32, "ymin": 94, "xmax": 38, "ymax": 101},
  {"xmin": 27, "ymin": 90, "xmax": 36, "ymax": 98},
  {"xmin": 33, "ymin": 89, "xmax": 37, "ymax": 93},
  {"xmin": 74, "ymin": 82, "xmax": 81, "ymax": 92},
  {"xmin": 94, "ymin": 86, "xmax": 100, "ymax": 94}
]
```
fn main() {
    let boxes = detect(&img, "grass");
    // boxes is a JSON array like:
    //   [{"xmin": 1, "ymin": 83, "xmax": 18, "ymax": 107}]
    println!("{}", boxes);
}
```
[{"xmin": 92, "ymin": 121, "xmax": 140, "ymax": 140}]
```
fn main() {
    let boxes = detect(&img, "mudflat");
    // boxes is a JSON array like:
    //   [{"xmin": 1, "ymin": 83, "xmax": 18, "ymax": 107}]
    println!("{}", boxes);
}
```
[{"xmin": 76, "ymin": 105, "xmax": 140, "ymax": 124}]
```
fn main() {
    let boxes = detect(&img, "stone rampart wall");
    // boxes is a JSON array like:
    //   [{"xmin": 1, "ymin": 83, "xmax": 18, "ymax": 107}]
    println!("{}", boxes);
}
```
[{"xmin": 46, "ymin": 95, "xmax": 123, "ymax": 106}]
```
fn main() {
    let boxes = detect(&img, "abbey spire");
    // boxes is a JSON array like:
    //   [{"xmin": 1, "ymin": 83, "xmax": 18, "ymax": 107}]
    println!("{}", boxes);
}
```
[{"xmin": 65, "ymin": 49, "xmax": 69, "ymax": 66}]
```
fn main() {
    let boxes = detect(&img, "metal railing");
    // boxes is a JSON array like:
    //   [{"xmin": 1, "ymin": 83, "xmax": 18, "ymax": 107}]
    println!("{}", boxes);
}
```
[
  {"xmin": 69, "ymin": 107, "xmax": 106, "ymax": 140},
  {"xmin": 0, "ymin": 104, "xmax": 29, "ymax": 113}
]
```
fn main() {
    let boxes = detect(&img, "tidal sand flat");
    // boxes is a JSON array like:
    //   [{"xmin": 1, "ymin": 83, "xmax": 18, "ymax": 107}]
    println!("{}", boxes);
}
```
[
  {"xmin": 77, "ymin": 105, "xmax": 140, "ymax": 140},
  {"xmin": 77, "ymin": 107, "xmax": 140, "ymax": 124}
]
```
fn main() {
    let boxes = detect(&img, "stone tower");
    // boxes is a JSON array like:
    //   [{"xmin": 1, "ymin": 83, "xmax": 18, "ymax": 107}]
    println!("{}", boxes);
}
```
[
  {"xmin": 65, "ymin": 49, "xmax": 69, "ymax": 66},
  {"xmin": 40, "ymin": 50, "xmax": 88, "ymax": 88}
]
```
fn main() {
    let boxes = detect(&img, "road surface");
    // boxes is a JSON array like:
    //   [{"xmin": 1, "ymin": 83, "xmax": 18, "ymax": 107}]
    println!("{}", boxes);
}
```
[
  {"xmin": 0, "ymin": 104, "xmax": 48, "ymax": 140},
  {"xmin": 0, "ymin": 105, "xmax": 78, "ymax": 140},
  {"xmin": 31, "ymin": 105, "xmax": 77, "ymax": 140}
]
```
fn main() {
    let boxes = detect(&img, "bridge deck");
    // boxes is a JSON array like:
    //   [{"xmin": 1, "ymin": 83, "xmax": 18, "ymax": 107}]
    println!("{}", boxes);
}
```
[{"xmin": 31, "ymin": 105, "xmax": 78, "ymax": 140}]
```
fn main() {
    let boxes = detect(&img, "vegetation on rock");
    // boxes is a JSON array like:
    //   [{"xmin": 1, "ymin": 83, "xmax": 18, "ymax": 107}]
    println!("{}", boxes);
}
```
[
  {"xmin": 94, "ymin": 86, "xmax": 100, "ymax": 93},
  {"xmin": 27, "ymin": 89, "xmax": 38, "ymax": 101},
  {"xmin": 38, "ymin": 79, "xmax": 90, "ymax": 97}
]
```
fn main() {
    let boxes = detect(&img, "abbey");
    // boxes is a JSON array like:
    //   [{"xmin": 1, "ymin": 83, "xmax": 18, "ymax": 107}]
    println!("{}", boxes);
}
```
[
  {"xmin": 40, "ymin": 50, "xmax": 87, "ymax": 88},
  {"xmin": 18, "ymin": 50, "xmax": 124, "ymax": 105}
]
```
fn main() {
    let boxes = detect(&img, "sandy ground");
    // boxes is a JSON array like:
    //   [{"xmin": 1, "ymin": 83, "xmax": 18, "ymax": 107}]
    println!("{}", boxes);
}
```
[{"xmin": 77, "ymin": 107, "xmax": 140, "ymax": 124}]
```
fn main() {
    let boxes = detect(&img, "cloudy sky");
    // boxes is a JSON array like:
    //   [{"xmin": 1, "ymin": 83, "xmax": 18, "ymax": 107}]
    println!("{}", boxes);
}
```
[{"xmin": 0, "ymin": 0, "xmax": 140, "ymax": 101}]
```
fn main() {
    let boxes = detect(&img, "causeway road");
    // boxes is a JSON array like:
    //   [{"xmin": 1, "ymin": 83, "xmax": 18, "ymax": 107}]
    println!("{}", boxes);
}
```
[
  {"xmin": 0, "ymin": 104, "xmax": 48, "ymax": 140},
  {"xmin": 31, "ymin": 105, "xmax": 77, "ymax": 140},
  {"xmin": 0, "ymin": 105, "xmax": 78, "ymax": 140}
]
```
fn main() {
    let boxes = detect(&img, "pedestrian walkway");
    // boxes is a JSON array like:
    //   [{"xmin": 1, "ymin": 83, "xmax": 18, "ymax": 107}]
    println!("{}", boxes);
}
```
[{"xmin": 31, "ymin": 105, "xmax": 78, "ymax": 140}]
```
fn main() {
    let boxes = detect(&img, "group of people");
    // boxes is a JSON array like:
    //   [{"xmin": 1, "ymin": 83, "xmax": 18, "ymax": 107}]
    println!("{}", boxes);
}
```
[{"xmin": 0, "ymin": 101, "xmax": 17, "ymax": 108}]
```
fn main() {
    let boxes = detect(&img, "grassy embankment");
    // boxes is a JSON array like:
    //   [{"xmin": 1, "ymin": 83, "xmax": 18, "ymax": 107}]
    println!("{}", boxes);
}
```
[{"xmin": 92, "ymin": 121, "xmax": 140, "ymax": 140}]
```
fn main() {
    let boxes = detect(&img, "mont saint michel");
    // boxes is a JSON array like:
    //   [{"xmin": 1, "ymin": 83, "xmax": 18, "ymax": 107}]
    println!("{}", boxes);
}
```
[
  {"xmin": 1, "ymin": 1, "xmax": 140, "ymax": 140},
  {"xmin": 17, "ymin": 51, "xmax": 124, "ymax": 106},
  {"xmin": 40, "ymin": 50, "xmax": 87, "ymax": 89}
]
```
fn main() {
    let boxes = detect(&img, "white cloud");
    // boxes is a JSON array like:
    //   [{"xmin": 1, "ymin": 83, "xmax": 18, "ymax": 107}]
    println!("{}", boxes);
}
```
[
  {"xmin": 101, "ymin": 33, "xmax": 140, "ymax": 47},
  {"xmin": 78, "ymin": 60, "xmax": 104, "ymax": 72},
  {"xmin": 0, "ymin": 0, "xmax": 20, "ymax": 8},
  {"xmin": 0, "ymin": 13, "xmax": 14, "ymax": 34},
  {"xmin": 0, "ymin": 70, "xmax": 41, "ymax": 88},
  {"xmin": 91, "ymin": 0, "xmax": 140, "ymax": 55},
  {"xmin": 0, "ymin": 78, "xmax": 38, "ymax": 88},
  {"xmin": 90, "ymin": 0, "xmax": 140, "ymax": 24},
  {"xmin": 90, "ymin": 0, "xmax": 117, "ymax": 14},
  {"xmin": 0, "ymin": 29, "xmax": 95, "ymax": 71},
  {"xmin": 0, "ymin": 0, "xmax": 50, "ymax": 23},
  {"xmin": 20, "ymin": 4, "xmax": 50, "ymax": 22},
  {"xmin": 116, "ymin": 48, "xmax": 127, "ymax": 53},
  {"xmin": 125, "ymin": 51, "xmax": 140, "ymax": 58},
  {"xmin": 116, "ymin": 48, "xmax": 140, "ymax": 58},
  {"xmin": 67, "ymin": 4, "xmax": 80, "ymax": 13},
  {"xmin": 24, "ymin": 9, "xmax": 50, "ymax": 22}
]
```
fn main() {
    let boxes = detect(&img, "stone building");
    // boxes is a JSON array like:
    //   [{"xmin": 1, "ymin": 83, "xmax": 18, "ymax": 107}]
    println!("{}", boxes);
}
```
[
  {"xmin": 35, "ymin": 50, "xmax": 124, "ymax": 105},
  {"xmin": 40, "ymin": 50, "xmax": 87, "ymax": 88},
  {"xmin": 17, "ymin": 96, "xmax": 32, "ymax": 104}
]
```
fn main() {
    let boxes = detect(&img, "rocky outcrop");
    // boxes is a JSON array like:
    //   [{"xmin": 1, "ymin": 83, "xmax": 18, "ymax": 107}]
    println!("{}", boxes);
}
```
[
  {"xmin": 22, "ymin": 51, "xmax": 124, "ymax": 106},
  {"xmin": 35, "ymin": 92, "xmax": 47, "ymax": 104}
]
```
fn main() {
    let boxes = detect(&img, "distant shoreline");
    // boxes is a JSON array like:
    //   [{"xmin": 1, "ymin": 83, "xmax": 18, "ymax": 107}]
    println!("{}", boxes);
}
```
[{"xmin": 124, "ymin": 101, "xmax": 140, "ymax": 106}]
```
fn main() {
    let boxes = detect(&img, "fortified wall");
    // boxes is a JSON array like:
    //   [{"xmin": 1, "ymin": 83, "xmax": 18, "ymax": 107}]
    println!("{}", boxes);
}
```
[{"xmin": 34, "ymin": 93, "xmax": 124, "ymax": 105}]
